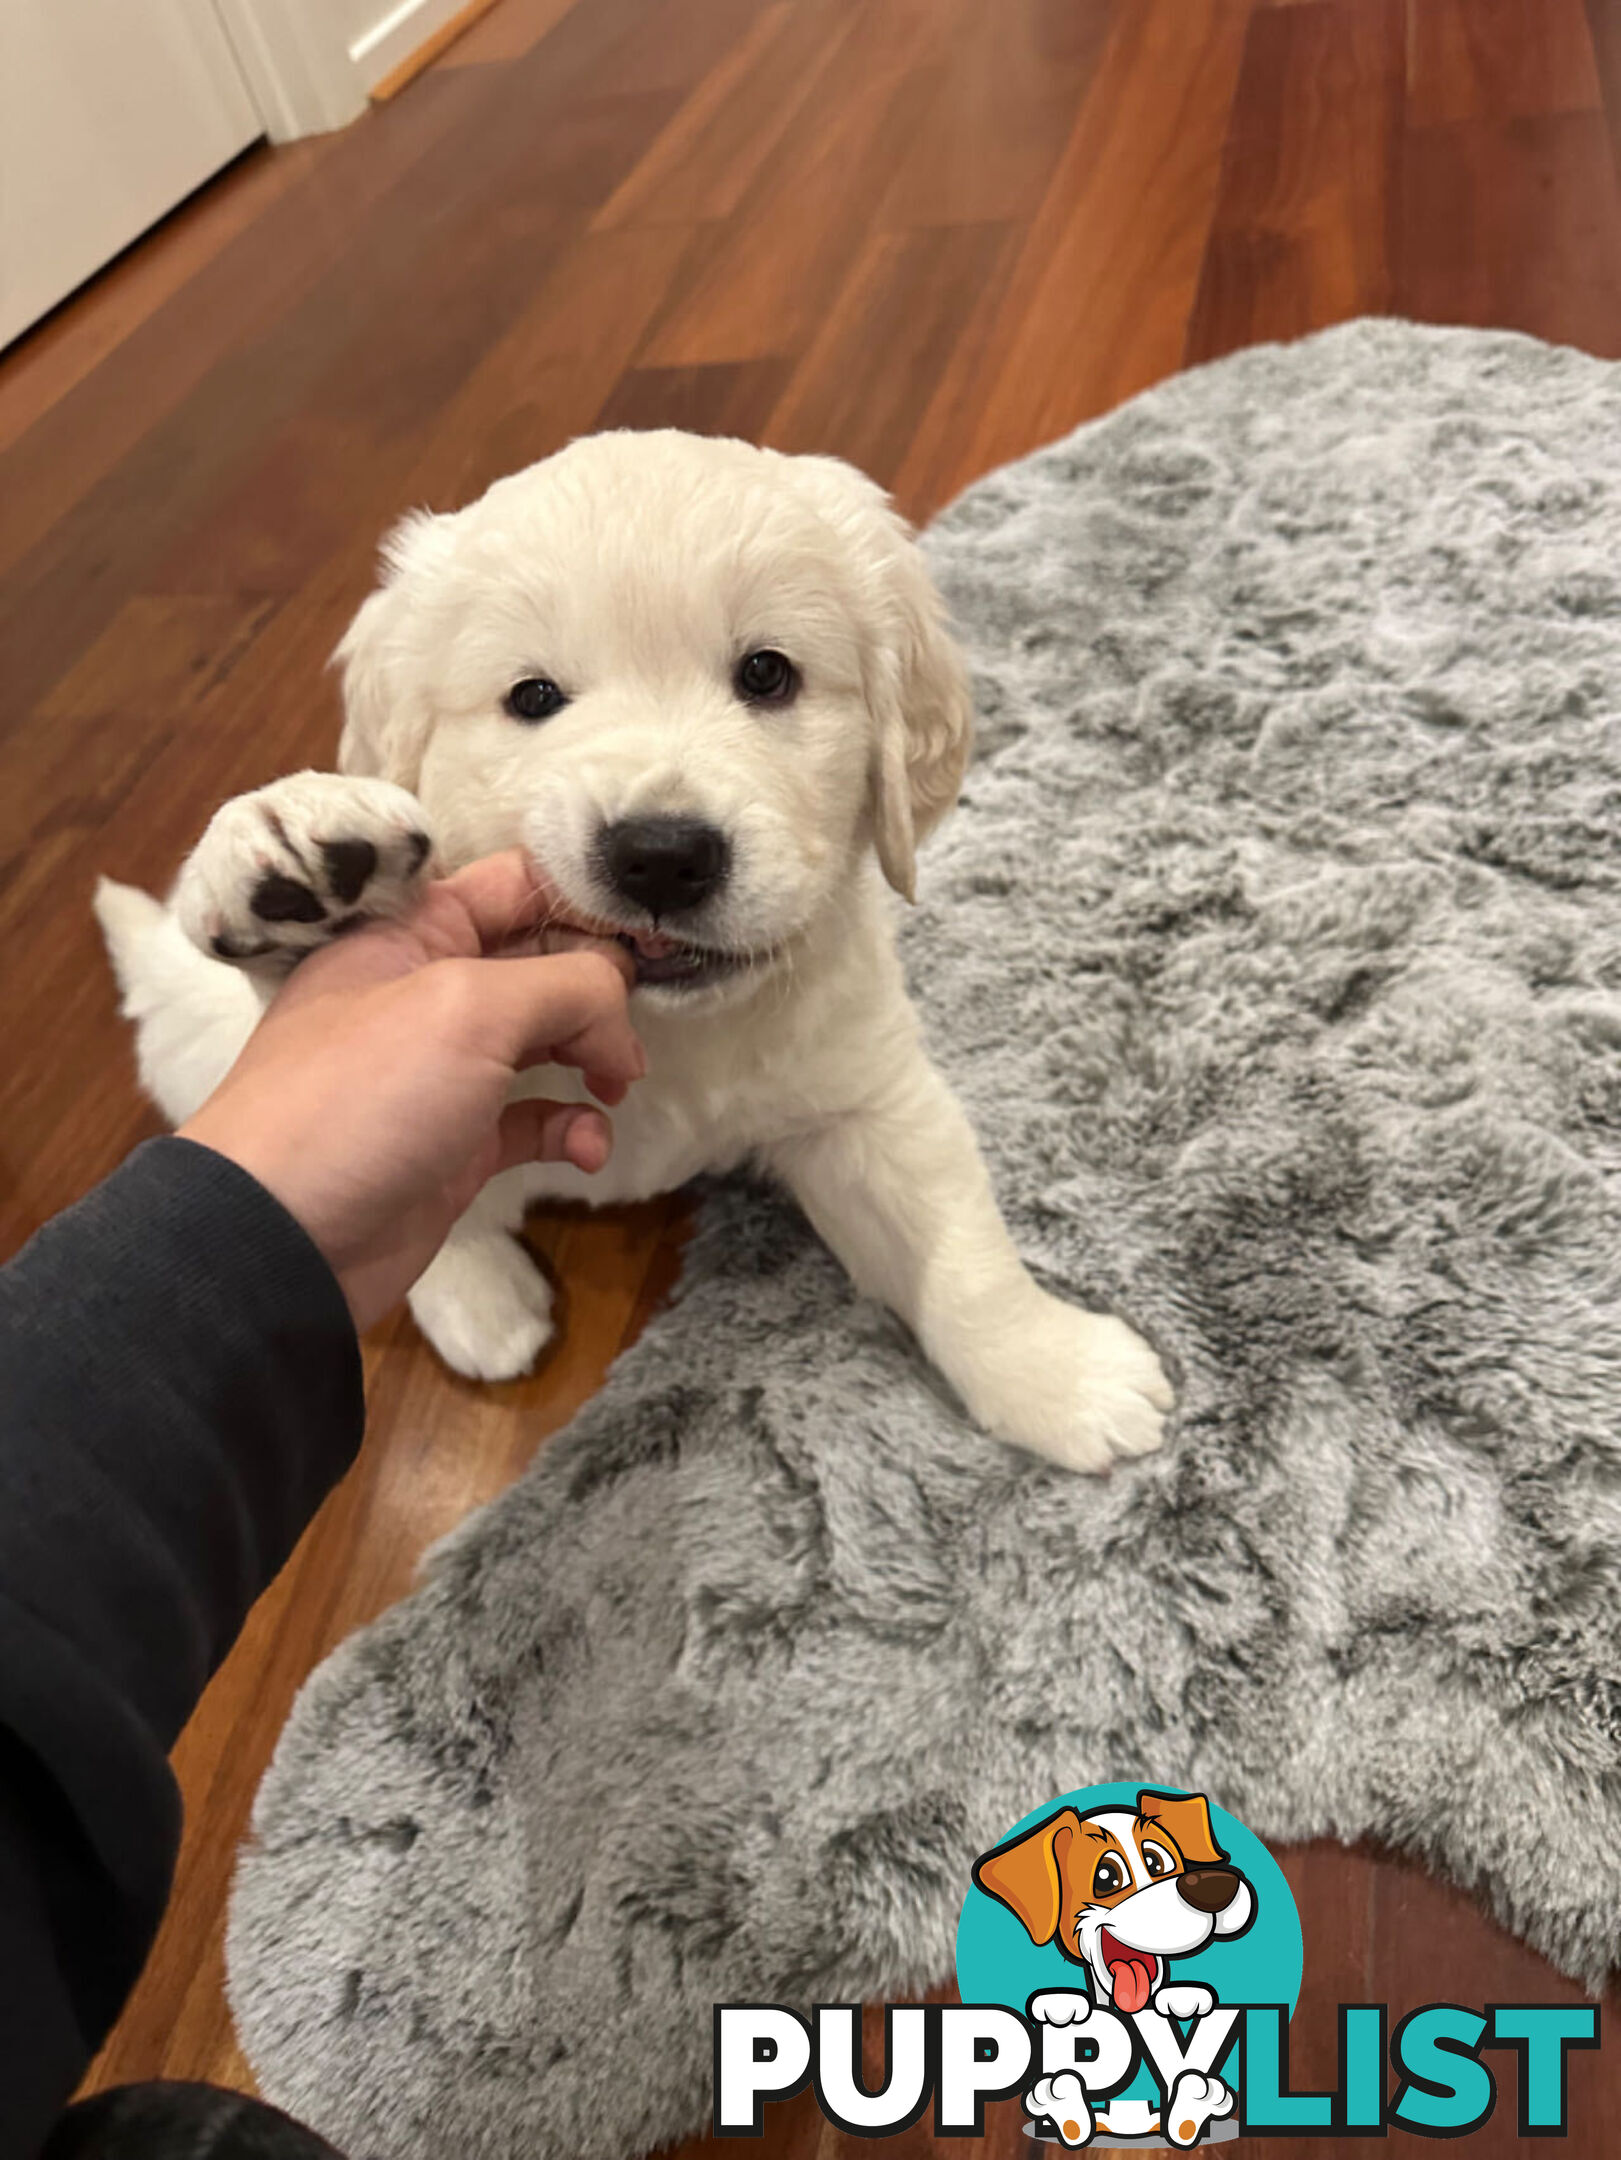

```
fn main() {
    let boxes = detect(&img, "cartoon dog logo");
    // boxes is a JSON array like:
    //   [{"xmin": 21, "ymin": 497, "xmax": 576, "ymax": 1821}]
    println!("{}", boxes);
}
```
[
  {"xmin": 972, "ymin": 1789, "xmax": 1254, "ymax": 2147},
  {"xmin": 972, "ymin": 1787, "xmax": 1254, "ymax": 2010}
]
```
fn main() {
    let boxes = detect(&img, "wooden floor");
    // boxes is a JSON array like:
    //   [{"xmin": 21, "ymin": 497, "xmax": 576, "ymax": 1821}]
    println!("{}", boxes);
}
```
[{"xmin": 2, "ymin": 0, "xmax": 1619, "ymax": 2151}]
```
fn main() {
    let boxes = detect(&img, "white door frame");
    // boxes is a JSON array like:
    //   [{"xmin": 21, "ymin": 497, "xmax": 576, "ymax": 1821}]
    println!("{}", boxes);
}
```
[
  {"xmin": 214, "ymin": 0, "xmax": 474, "ymax": 141},
  {"xmin": 213, "ymin": 0, "xmax": 367, "ymax": 140}
]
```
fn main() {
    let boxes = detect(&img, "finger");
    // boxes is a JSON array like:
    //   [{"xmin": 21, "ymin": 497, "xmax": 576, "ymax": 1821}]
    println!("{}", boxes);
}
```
[
  {"xmin": 493, "ymin": 1098, "xmax": 614, "ymax": 1176},
  {"xmin": 578, "ymin": 1069, "xmax": 630, "ymax": 1106},
  {"xmin": 274, "ymin": 856, "xmax": 627, "ymax": 1010},
  {"xmin": 434, "ymin": 848, "xmax": 574, "ymax": 954},
  {"xmin": 431, "ymin": 948, "xmax": 645, "ymax": 1087}
]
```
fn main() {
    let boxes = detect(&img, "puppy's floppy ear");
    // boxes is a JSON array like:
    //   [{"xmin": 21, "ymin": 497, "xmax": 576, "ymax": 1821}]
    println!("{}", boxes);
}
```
[
  {"xmin": 784, "ymin": 454, "xmax": 973, "ymax": 903},
  {"xmin": 1137, "ymin": 1790, "xmax": 1228, "ymax": 1869},
  {"xmin": 334, "ymin": 508, "xmax": 457, "ymax": 789},
  {"xmin": 972, "ymin": 1809, "xmax": 1083, "ymax": 1948}
]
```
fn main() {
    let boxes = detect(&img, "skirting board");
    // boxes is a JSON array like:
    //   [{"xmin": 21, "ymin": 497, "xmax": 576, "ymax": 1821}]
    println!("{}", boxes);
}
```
[{"xmin": 354, "ymin": 0, "xmax": 498, "ymax": 94}]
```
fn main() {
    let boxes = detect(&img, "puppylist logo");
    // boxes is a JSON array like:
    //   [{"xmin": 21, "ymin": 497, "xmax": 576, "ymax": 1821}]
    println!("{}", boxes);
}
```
[{"xmin": 714, "ymin": 1783, "xmax": 1600, "ymax": 2147}]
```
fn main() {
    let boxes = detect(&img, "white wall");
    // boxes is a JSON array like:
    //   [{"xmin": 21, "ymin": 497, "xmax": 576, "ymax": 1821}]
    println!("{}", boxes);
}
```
[{"xmin": 1, "ymin": 1, "xmax": 261, "ymax": 346}]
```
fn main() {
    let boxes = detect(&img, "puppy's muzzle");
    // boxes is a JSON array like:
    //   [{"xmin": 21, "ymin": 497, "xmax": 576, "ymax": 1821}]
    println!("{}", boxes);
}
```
[
  {"xmin": 598, "ymin": 814, "xmax": 730, "ymax": 918},
  {"xmin": 1177, "ymin": 1867, "xmax": 1241, "ymax": 1915}
]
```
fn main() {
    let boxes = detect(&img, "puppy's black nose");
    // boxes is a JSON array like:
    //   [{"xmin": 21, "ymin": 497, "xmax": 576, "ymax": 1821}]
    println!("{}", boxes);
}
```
[
  {"xmin": 1178, "ymin": 1867, "xmax": 1241, "ymax": 1915},
  {"xmin": 599, "ymin": 815, "xmax": 730, "ymax": 918}
]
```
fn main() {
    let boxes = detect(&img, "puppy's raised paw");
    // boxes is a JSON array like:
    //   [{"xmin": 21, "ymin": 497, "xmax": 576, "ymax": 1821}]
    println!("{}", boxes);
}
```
[{"xmin": 175, "ymin": 770, "xmax": 434, "ymax": 973}]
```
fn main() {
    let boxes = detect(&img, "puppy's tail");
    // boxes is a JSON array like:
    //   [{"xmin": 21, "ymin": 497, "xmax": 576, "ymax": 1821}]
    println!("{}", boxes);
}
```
[
  {"xmin": 94, "ymin": 876, "xmax": 172, "ymax": 996},
  {"xmin": 94, "ymin": 877, "xmax": 261, "ymax": 1125}
]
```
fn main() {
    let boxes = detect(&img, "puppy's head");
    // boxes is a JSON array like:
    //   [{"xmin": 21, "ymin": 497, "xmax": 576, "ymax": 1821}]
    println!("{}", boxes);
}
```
[
  {"xmin": 972, "ymin": 1792, "xmax": 1254, "ymax": 2013},
  {"xmin": 334, "ymin": 431, "xmax": 971, "ymax": 1003}
]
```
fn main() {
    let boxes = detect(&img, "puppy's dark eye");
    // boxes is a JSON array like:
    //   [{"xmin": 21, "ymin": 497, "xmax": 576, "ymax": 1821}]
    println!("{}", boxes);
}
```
[
  {"xmin": 1142, "ymin": 1843, "xmax": 1173, "ymax": 1878},
  {"xmin": 504, "ymin": 677, "xmax": 568, "ymax": 724},
  {"xmin": 1092, "ymin": 1855, "xmax": 1125, "ymax": 1898},
  {"xmin": 735, "ymin": 649, "xmax": 798, "ymax": 706}
]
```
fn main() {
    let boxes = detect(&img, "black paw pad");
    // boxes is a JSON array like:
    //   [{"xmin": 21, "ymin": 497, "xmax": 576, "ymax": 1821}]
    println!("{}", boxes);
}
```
[
  {"xmin": 320, "ymin": 837, "xmax": 378, "ymax": 905},
  {"xmin": 212, "ymin": 932, "xmax": 280, "ymax": 960},
  {"xmin": 250, "ymin": 872, "xmax": 326, "ymax": 925}
]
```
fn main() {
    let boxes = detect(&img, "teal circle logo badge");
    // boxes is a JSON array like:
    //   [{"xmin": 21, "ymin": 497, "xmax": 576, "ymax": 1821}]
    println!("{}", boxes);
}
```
[{"xmin": 956, "ymin": 1784, "xmax": 1303, "ymax": 2149}]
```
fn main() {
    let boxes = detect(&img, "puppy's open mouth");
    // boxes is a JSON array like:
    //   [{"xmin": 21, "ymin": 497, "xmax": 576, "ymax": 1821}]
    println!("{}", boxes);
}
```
[
  {"xmin": 536, "ymin": 916, "xmax": 766, "ymax": 992},
  {"xmin": 1097, "ymin": 1929, "xmax": 1161, "ymax": 2015}
]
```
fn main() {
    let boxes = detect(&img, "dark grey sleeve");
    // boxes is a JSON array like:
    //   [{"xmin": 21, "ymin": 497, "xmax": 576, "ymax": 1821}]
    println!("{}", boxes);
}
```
[{"xmin": 0, "ymin": 1137, "xmax": 365, "ymax": 2156}]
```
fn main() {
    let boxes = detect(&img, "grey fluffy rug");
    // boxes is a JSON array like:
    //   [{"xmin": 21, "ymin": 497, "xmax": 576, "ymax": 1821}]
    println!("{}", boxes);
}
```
[{"xmin": 228, "ymin": 320, "xmax": 1621, "ymax": 2159}]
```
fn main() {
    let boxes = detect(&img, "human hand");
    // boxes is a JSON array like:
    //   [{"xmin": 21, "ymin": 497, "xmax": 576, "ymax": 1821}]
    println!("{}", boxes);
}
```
[{"xmin": 179, "ymin": 849, "xmax": 642, "ymax": 1331}]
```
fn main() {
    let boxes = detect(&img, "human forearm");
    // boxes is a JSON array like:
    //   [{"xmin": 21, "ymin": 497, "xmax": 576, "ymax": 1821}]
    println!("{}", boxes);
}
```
[{"xmin": 0, "ymin": 1137, "xmax": 365, "ymax": 2145}]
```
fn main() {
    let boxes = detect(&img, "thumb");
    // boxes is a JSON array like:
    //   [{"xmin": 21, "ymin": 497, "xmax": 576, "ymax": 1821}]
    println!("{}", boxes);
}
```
[{"xmin": 493, "ymin": 1097, "xmax": 614, "ymax": 1177}]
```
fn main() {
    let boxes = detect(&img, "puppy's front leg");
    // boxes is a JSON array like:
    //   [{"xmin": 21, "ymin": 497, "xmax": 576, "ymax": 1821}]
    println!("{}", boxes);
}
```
[
  {"xmin": 408, "ymin": 1178, "xmax": 557, "ymax": 1382},
  {"xmin": 763, "ymin": 1058, "xmax": 1172, "ymax": 1472}
]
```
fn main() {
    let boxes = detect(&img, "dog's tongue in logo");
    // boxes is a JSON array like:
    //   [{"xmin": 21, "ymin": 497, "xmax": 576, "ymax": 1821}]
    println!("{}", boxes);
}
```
[{"xmin": 1099, "ymin": 1929, "xmax": 1157, "ymax": 2014}]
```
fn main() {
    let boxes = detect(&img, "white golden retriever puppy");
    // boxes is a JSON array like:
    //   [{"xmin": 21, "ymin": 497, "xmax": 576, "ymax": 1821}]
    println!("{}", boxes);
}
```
[{"xmin": 96, "ymin": 431, "xmax": 1172, "ymax": 1472}]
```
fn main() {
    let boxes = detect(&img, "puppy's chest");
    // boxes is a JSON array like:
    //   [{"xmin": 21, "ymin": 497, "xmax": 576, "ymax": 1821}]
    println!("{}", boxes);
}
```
[{"xmin": 508, "ymin": 1050, "xmax": 803, "ymax": 1202}]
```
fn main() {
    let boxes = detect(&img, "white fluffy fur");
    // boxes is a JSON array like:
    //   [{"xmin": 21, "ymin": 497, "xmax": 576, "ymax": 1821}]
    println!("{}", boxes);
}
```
[{"xmin": 97, "ymin": 431, "xmax": 1172, "ymax": 1472}]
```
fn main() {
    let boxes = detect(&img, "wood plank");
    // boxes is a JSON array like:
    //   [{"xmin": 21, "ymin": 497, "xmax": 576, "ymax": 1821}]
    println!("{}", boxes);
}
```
[
  {"xmin": 419, "ymin": 219, "xmax": 720, "ymax": 499},
  {"xmin": 593, "ymin": 357, "xmax": 794, "ymax": 438},
  {"xmin": 592, "ymin": 0, "xmax": 860, "ymax": 231},
  {"xmin": 36, "ymin": 594, "xmax": 281, "ymax": 730},
  {"xmin": 1184, "ymin": 0, "xmax": 1404, "ymax": 365},
  {"xmin": 0, "ymin": 141, "xmax": 327, "ymax": 458},
  {"xmin": 1587, "ymin": 0, "xmax": 1621, "ymax": 192},
  {"xmin": 1408, "ymin": 0, "xmax": 1600, "ymax": 126},
  {"xmin": 876, "ymin": 0, "xmax": 1117, "ymax": 227},
  {"xmin": 889, "ymin": 225, "xmax": 1032, "ymax": 522},
  {"xmin": 143, "ymin": 89, "xmax": 680, "ymax": 598},
  {"xmin": 948, "ymin": 0, "xmax": 1253, "ymax": 497},
  {"xmin": 637, "ymin": 5, "xmax": 941, "ymax": 367},
  {"xmin": 2, "ymin": 594, "xmax": 280, "ymax": 866},
  {"xmin": 1398, "ymin": 109, "xmax": 1621, "ymax": 354},
  {"xmin": 764, "ymin": 222, "xmax": 1016, "ymax": 490}
]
